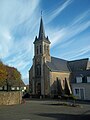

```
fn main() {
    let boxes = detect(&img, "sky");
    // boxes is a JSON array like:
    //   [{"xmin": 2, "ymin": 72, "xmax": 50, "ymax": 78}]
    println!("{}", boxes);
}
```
[{"xmin": 0, "ymin": 0, "xmax": 90, "ymax": 84}]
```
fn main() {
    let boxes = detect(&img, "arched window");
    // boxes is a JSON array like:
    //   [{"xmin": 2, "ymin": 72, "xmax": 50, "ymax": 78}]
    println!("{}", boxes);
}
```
[
  {"xmin": 47, "ymin": 45, "xmax": 49, "ymax": 54},
  {"xmin": 36, "ymin": 66, "xmax": 39, "ymax": 76},
  {"xmin": 44, "ymin": 44, "xmax": 46, "ymax": 53},
  {"xmin": 36, "ymin": 46, "xmax": 38, "ymax": 54},
  {"xmin": 36, "ymin": 65, "xmax": 41, "ymax": 77},
  {"xmin": 40, "ymin": 45, "xmax": 42, "ymax": 54}
]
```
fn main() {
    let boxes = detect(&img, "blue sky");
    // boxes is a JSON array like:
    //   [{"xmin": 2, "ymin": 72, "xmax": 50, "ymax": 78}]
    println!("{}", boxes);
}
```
[{"xmin": 0, "ymin": 0, "xmax": 90, "ymax": 84}]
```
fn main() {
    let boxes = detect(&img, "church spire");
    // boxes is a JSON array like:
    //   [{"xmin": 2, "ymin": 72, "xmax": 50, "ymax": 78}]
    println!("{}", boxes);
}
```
[{"xmin": 38, "ymin": 11, "xmax": 45, "ymax": 39}]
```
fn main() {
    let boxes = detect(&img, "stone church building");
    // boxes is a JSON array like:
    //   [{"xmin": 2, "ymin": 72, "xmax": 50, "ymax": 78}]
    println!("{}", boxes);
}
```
[
  {"xmin": 29, "ymin": 16, "xmax": 72, "ymax": 97},
  {"xmin": 29, "ymin": 16, "xmax": 90, "ymax": 99}
]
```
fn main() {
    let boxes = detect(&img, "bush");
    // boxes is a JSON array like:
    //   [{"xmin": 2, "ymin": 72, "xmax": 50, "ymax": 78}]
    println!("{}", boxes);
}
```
[
  {"xmin": 69, "ymin": 94, "xmax": 77, "ymax": 100},
  {"xmin": 61, "ymin": 94, "xmax": 77, "ymax": 100}
]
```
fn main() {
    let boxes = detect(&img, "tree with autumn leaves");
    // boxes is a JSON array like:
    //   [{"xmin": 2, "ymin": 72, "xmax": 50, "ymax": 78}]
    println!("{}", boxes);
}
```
[
  {"xmin": 0, "ymin": 61, "xmax": 23, "ymax": 87},
  {"xmin": 0, "ymin": 61, "xmax": 7, "ymax": 86}
]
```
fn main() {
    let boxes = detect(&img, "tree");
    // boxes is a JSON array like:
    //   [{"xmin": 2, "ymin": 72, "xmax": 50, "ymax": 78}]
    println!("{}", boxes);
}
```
[
  {"xmin": 5, "ymin": 66, "xmax": 23, "ymax": 88},
  {"xmin": 0, "ymin": 61, "xmax": 23, "ymax": 87},
  {"xmin": 0, "ymin": 62, "xmax": 7, "ymax": 86}
]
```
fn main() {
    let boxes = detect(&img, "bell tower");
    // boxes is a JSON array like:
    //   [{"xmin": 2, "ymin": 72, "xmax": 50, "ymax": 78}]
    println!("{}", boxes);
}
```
[
  {"xmin": 32, "ymin": 14, "xmax": 51, "ymax": 96},
  {"xmin": 33, "ymin": 15, "xmax": 51, "ymax": 62}
]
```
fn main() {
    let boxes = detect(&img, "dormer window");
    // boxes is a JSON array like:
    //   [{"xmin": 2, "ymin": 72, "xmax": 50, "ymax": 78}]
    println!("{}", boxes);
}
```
[
  {"xmin": 76, "ymin": 77, "xmax": 82, "ymax": 83},
  {"xmin": 87, "ymin": 77, "xmax": 90, "ymax": 83}
]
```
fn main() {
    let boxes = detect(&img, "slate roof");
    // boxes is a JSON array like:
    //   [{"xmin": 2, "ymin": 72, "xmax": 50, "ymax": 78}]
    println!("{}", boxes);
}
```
[
  {"xmin": 46, "ymin": 57, "xmax": 69, "ymax": 72},
  {"xmin": 68, "ymin": 58, "xmax": 88, "ymax": 72},
  {"xmin": 34, "ymin": 16, "xmax": 50, "ymax": 44},
  {"xmin": 38, "ymin": 17, "xmax": 45, "ymax": 39},
  {"xmin": 70, "ymin": 70, "xmax": 90, "ymax": 83}
]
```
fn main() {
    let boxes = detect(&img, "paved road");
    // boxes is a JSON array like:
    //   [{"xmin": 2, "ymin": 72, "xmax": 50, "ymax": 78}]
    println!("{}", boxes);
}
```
[{"xmin": 0, "ymin": 100, "xmax": 90, "ymax": 120}]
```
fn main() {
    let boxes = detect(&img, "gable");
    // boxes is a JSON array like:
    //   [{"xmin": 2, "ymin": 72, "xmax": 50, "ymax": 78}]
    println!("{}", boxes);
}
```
[{"xmin": 87, "ymin": 61, "xmax": 90, "ymax": 70}]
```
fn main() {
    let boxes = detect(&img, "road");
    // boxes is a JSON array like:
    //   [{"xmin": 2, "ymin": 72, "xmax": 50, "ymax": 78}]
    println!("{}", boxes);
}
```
[{"xmin": 0, "ymin": 100, "xmax": 90, "ymax": 120}]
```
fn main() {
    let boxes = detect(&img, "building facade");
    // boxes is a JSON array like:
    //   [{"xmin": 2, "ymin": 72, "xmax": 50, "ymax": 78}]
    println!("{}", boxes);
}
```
[
  {"xmin": 29, "ymin": 16, "xmax": 90, "ymax": 99},
  {"xmin": 69, "ymin": 59, "xmax": 90, "ymax": 100}
]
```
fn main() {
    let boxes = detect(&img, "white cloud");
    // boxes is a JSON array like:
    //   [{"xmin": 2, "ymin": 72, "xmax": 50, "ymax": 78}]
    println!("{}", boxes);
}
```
[
  {"xmin": 0, "ymin": 0, "xmax": 40, "ymax": 84},
  {"xmin": 46, "ymin": 27, "xmax": 66, "ymax": 47},
  {"xmin": 58, "ymin": 36, "xmax": 90, "ymax": 60},
  {"xmin": 0, "ymin": 0, "xmax": 40, "ymax": 26},
  {"xmin": 0, "ymin": 0, "xmax": 40, "ymax": 58},
  {"xmin": 69, "ymin": 46, "xmax": 90, "ymax": 60},
  {"xmin": 44, "ymin": 8, "xmax": 90, "ymax": 62},
  {"xmin": 47, "ymin": 0, "xmax": 73, "ymax": 23},
  {"xmin": 0, "ymin": 27, "xmax": 13, "ymax": 58},
  {"xmin": 47, "ymin": 10, "xmax": 90, "ymax": 48},
  {"xmin": 71, "ymin": 10, "xmax": 90, "ymax": 25},
  {"xmin": 64, "ymin": 20, "xmax": 90, "ymax": 41}
]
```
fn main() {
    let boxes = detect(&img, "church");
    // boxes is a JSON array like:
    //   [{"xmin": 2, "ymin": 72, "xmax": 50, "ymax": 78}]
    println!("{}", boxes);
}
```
[{"xmin": 29, "ymin": 16, "xmax": 90, "ymax": 99}]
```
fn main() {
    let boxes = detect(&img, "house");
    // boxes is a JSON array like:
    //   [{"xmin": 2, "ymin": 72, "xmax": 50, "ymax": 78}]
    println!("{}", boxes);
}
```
[
  {"xmin": 0, "ymin": 79, "xmax": 26, "ymax": 92},
  {"xmin": 69, "ymin": 59, "xmax": 90, "ymax": 100}
]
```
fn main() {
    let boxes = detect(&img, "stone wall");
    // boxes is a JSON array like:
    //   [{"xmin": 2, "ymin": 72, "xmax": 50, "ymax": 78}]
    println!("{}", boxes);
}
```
[
  {"xmin": 50, "ymin": 71, "xmax": 70, "ymax": 88},
  {"xmin": 49, "ymin": 71, "xmax": 71, "ymax": 96},
  {"xmin": 44, "ymin": 64, "xmax": 50, "ymax": 95},
  {"xmin": 0, "ymin": 91, "xmax": 22, "ymax": 105}
]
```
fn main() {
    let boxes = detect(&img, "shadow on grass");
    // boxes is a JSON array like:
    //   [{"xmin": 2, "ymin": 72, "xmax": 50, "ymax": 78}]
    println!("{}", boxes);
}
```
[{"xmin": 36, "ymin": 113, "xmax": 90, "ymax": 120}]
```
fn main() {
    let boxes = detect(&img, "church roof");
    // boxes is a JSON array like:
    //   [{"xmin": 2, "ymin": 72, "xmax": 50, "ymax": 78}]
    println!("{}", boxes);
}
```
[
  {"xmin": 67, "ymin": 58, "xmax": 88, "ymax": 72},
  {"xmin": 46, "ymin": 57, "xmax": 89, "ymax": 72},
  {"xmin": 34, "ymin": 16, "xmax": 50, "ymax": 44},
  {"xmin": 38, "ymin": 17, "xmax": 45, "ymax": 39},
  {"xmin": 46, "ymin": 57, "xmax": 69, "ymax": 72}
]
